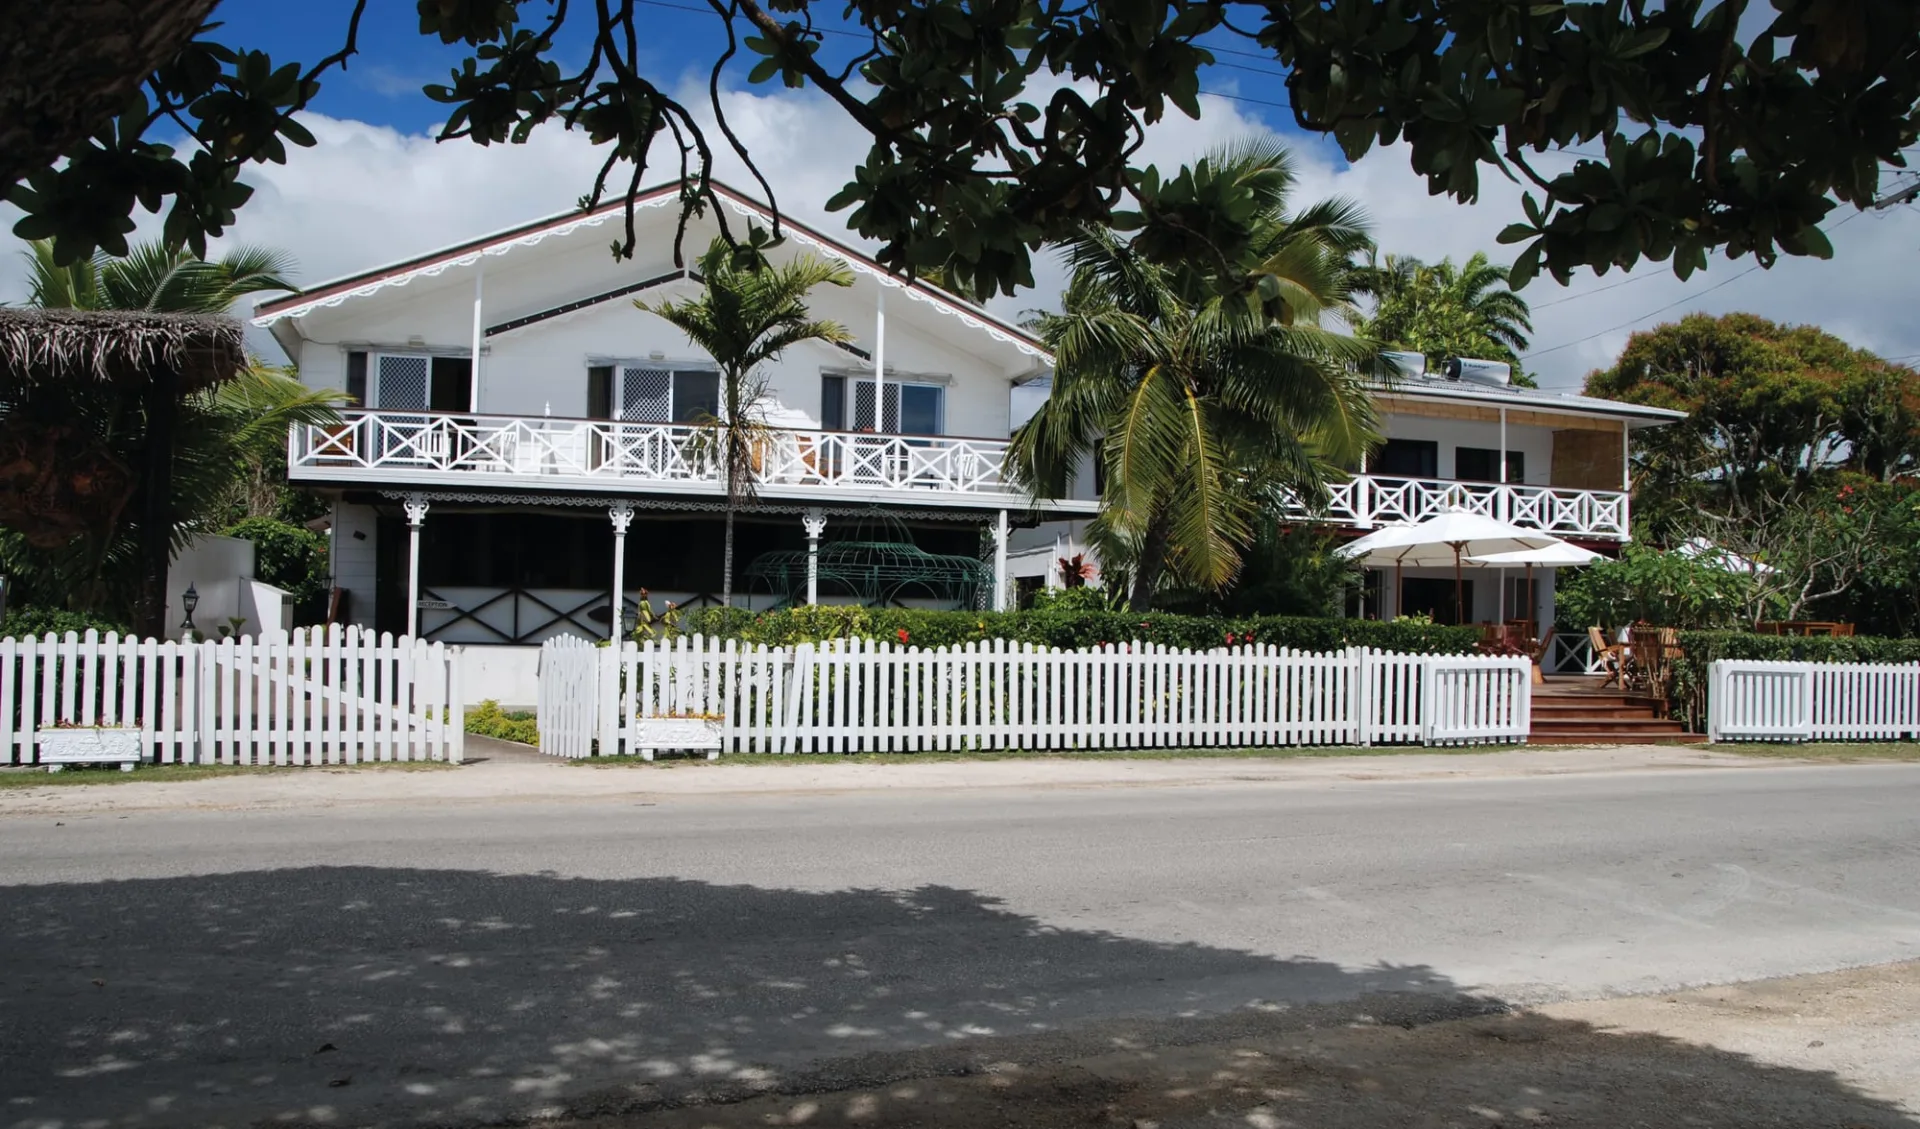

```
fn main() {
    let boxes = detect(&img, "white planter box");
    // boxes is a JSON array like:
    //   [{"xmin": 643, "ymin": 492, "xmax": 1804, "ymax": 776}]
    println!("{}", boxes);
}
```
[
  {"xmin": 630, "ymin": 717, "xmax": 723, "ymax": 760},
  {"xmin": 37, "ymin": 728, "xmax": 144, "ymax": 772}
]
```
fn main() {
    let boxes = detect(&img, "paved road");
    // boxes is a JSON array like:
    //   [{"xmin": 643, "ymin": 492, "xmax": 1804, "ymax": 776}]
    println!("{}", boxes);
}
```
[{"xmin": 2, "ymin": 764, "xmax": 1918, "ymax": 1128}]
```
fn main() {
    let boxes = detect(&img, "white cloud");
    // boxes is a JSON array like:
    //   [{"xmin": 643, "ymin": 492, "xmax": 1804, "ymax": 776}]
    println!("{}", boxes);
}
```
[{"xmin": 4, "ymin": 85, "xmax": 1916, "ymax": 387}]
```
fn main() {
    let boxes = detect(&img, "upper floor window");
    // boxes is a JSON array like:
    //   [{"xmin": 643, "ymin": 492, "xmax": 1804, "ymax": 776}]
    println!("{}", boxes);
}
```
[
  {"xmin": 1373, "ymin": 438, "xmax": 1438, "ymax": 478},
  {"xmin": 348, "ymin": 351, "xmax": 470, "ymax": 411},
  {"xmin": 1455, "ymin": 446, "xmax": 1525, "ymax": 484},
  {"xmin": 587, "ymin": 364, "xmax": 721, "ymax": 423},
  {"xmin": 820, "ymin": 374, "xmax": 945, "ymax": 435}
]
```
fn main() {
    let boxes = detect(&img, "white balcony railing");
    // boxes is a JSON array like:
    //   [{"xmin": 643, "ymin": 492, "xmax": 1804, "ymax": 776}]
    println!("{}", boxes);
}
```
[
  {"xmin": 288, "ymin": 411, "xmax": 1087, "ymax": 510},
  {"xmin": 1300, "ymin": 474, "xmax": 1630, "ymax": 540}
]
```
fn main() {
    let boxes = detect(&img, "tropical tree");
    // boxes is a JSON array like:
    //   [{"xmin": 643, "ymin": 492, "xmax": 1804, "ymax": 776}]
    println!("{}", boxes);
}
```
[
  {"xmin": 1010, "ymin": 142, "xmax": 1378, "ymax": 611},
  {"xmin": 639, "ymin": 238, "xmax": 854, "ymax": 607},
  {"xmin": 25, "ymin": 239, "xmax": 298, "ymax": 314},
  {"xmin": 1349, "ymin": 252, "xmax": 1535, "ymax": 385},
  {"xmin": 0, "ymin": 238, "xmax": 340, "ymax": 625}
]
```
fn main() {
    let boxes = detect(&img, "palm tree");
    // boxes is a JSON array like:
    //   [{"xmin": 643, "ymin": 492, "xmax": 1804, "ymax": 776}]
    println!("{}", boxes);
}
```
[
  {"xmin": 639, "ymin": 238, "xmax": 854, "ymax": 607},
  {"xmin": 1010, "ymin": 141, "xmax": 1379, "ymax": 610},
  {"xmin": 2, "ymin": 238, "xmax": 337, "ymax": 627},
  {"xmin": 25, "ymin": 239, "xmax": 298, "ymax": 313},
  {"xmin": 1349, "ymin": 251, "xmax": 1534, "ymax": 381}
]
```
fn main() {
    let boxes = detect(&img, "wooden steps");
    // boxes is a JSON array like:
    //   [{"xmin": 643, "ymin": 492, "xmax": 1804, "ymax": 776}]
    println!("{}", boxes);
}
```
[{"xmin": 1529, "ymin": 684, "xmax": 1708, "ymax": 745}]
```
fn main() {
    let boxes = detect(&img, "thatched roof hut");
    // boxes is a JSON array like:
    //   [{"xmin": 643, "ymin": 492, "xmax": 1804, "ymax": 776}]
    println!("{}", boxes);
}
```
[{"xmin": 0, "ymin": 308, "xmax": 246, "ymax": 393}]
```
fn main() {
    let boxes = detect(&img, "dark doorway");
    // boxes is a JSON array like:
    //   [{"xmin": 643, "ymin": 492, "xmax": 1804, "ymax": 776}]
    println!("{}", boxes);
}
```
[
  {"xmin": 430, "ymin": 357, "xmax": 471, "ymax": 412},
  {"xmin": 1401, "ymin": 576, "xmax": 1472, "ymax": 625}
]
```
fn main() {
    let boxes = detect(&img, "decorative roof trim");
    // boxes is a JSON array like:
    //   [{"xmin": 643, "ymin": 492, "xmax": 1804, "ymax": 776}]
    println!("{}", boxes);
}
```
[
  {"xmin": 252, "ymin": 179, "xmax": 1054, "ymax": 365},
  {"xmin": 252, "ymin": 186, "xmax": 683, "ymax": 325}
]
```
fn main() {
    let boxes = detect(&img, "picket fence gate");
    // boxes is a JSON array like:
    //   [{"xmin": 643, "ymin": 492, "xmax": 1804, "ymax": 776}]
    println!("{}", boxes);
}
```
[
  {"xmin": 537, "ymin": 635, "xmax": 1531, "ymax": 757},
  {"xmin": 0, "ymin": 627, "xmax": 464, "ymax": 766},
  {"xmin": 1708, "ymin": 659, "xmax": 1920, "ymax": 742}
]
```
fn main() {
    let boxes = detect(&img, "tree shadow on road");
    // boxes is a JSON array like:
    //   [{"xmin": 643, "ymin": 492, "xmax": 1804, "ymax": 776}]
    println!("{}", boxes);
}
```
[{"xmin": 0, "ymin": 867, "xmax": 1911, "ymax": 1129}]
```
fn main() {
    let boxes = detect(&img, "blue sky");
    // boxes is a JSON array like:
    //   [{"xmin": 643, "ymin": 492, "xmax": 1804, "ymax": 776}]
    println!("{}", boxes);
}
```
[{"xmin": 211, "ymin": 0, "xmax": 1322, "ymax": 162}]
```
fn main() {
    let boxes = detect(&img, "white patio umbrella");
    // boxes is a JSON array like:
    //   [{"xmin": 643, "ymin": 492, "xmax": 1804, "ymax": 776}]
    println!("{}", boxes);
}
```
[
  {"xmin": 1468, "ymin": 539, "xmax": 1606, "ymax": 623},
  {"xmin": 1337, "ymin": 510, "xmax": 1560, "ymax": 623}
]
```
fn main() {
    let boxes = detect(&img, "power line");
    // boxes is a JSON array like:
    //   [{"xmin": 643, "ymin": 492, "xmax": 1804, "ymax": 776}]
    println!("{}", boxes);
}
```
[
  {"xmin": 1526, "ymin": 266, "xmax": 1763, "ymax": 358},
  {"xmin": 1527, "ymin": 270, "xmax": 1663, "ymax": 309}
]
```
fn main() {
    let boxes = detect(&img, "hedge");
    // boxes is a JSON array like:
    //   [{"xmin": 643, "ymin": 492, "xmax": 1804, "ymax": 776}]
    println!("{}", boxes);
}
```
[
  {"xmin": 465, "ymin": 700, "xmax": 539, "ymax": 745},
  {"xmin": 677, "ymin": 606, "xmax": 1478, "ymax": 655},
  {"xmin": 2, "ymin": 606, "xmax": 132, "ymax": 640},
  {"xmin": 1669, "ymin": 631, "xmax": 1920, "ymax": 732}
]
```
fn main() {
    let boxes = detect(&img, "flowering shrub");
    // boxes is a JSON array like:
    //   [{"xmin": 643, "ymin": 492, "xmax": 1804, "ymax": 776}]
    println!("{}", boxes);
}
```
[{"xmin": 681, "ymin": 607, "xmax": 1477, "ymax": 654}]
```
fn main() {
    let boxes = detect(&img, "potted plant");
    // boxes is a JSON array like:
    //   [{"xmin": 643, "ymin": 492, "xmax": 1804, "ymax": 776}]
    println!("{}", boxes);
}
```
[{"xmin": 37, "ymin": 721, "xmax": 143, "ymax": 772}]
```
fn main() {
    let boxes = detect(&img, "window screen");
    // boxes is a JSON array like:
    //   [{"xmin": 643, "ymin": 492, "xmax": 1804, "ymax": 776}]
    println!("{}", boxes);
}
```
[
  {"xmin": 617, "ymin": 366, "xmax": 671, "ymax": 421},
  {"xmin": 374, "ymin": 354, "xmax": 430, "ymax": 409},
  {"xmin": 833, "ymin": 377, "xmax": 943, "ymax": 434}
]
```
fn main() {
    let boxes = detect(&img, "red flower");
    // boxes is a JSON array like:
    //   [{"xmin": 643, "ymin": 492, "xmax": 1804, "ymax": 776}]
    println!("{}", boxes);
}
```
[
  {"xmin": 1225, "ymin": 632, "xmax": 1235, "ymax": 645},
  {"xmin": 896, "ymin": 628, "xmax": 910, "ymax": 643}
]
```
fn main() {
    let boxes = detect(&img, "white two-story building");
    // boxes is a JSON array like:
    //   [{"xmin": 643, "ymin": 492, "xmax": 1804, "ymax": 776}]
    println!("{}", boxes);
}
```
[
  {"xmin": 256, "ymin": 180, "xmax": 1098, "ymax": 654},
  {"xmin": 258, "ymin": 179, "xmax": 1678, "ymax": 683}
]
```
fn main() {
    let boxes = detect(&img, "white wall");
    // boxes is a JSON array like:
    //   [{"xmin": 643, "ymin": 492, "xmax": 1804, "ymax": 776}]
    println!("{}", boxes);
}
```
[
  {"xmin": 284, "ymin": 209, "xmax": 1037, "ymax": 440},
  {"xmin": 458, "ymin": 645, "xmax": 541, "ymax": 710},
  {"xmin": 165, "ymin": 535, "xmax": 255, "ymax": 641},
  {"xmin": 1377, "ymin": 414, "xmax": 1554, "ymax": 485},
  {"xmin": 331, "ymin": 501, "xmax": 379, "ymax": 629}
]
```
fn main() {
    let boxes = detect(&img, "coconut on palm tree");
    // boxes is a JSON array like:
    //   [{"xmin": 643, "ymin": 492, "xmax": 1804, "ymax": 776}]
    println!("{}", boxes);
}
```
[
  {"xmin": 1009, "ymin": 141, "xmax": 1380, "ymax": 611},
  {"xmin": 1349, "ymin": 251, "xmax": 1534, "ymax": 384},
  {"xmin": 638, "ymin": 238, "xmax": 854, "ymax": 607},
  {"xmin": 0, "ymin": 239, "xmax": 341, "ymax": 631}
]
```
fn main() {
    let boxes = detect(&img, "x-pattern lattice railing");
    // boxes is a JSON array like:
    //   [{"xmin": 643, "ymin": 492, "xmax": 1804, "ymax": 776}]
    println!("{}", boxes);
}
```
[
  {"xmin": 290, "ymin": 411, "xmax": 1018, "ymax": 498},
  {"xmin": 1303, "ymin": 475, "xmax": 1629, "ymax": 539}
]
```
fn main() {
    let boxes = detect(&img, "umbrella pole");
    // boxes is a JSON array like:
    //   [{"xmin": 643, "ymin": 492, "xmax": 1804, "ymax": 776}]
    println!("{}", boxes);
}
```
[
  {"xmin": 1453, "ymin": 544, "xmax": 1464, "ymax": 626},
  {"xmin": 1395, "ymin": 561, "xmax": 1403, "ymax": 620}
]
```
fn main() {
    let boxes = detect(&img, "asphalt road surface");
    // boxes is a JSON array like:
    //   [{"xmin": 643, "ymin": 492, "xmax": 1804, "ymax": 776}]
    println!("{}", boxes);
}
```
[{"xmin": 3, "ymin": 764, "xmax": 1918, "ymax": 1128}]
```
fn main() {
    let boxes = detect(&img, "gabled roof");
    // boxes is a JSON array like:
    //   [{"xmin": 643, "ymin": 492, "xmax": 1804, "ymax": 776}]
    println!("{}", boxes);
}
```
[{"xmin": 252, "ymin": 179, "xmax": 1051, "ymax": 363}]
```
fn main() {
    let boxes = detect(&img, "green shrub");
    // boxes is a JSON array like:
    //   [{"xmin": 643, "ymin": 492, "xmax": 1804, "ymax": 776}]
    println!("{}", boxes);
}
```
[
  {"xmin": 2, "ymin": 606, "xmax": 132, "ymax": 640},
  {"xmin": 223, "ymin": 516, "xmax": 330, "ymax": 605},
  {"xmin": 465, "ymin": 699, "xmax": 539, "ymax": 744},
  {"xmin": 678, "ymin": 607, "xmax": 1477, "ymax": 655},
  {"xmin": 1669, "ymin": 631, "xmax": 1920, "ymax": 731}
]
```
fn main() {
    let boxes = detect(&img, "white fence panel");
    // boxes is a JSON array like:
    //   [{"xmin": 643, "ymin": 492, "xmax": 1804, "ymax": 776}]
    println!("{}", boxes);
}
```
[
  {"xmin": 536, "ymin": 635, "xmax": 600, "ymax": 758},
  {"xmin": 0, "ymin": 627, "xmax": 462, "ymax": 766},
  {"xmin": 1708, "ymin": 660, "xmax": 1813, "ymax": 742},
  {"xmin": 1710, "ymin": 659, "xmax": 1920, "ymax": 742},
  {"xmin": 546, "ymin": 635, "xmax": 1529, "ymax": 757},
  {"xmin": 1421, "ymin": 655, "xmax": 1533, "ymax": 746}
]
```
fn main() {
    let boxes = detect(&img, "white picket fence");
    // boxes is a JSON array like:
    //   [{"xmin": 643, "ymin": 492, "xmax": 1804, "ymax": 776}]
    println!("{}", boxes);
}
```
[
  {"xmin": 1708, "ymin": 659, "xmax": 1920, "ymax": 742},
  {"xmin": 538, "ymin": 635, "xmax": 1531, "ymax": 757},
  {"xmin": 0, "ymin": 627, "xmax": 464, "ymax": 766}
]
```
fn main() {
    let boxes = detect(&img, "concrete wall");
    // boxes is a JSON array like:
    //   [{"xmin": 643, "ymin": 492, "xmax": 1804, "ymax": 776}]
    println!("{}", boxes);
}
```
[
  {"xmin": 165, "ymin": 535, "xmax": 254, "ymax": 641},
  {"xmin": 330, "ymin": 501, "xmax": 380, "ymax": 630},
  {"xmin": 457, "ymin": 645, "xmax": 542, "ymax": 710}
]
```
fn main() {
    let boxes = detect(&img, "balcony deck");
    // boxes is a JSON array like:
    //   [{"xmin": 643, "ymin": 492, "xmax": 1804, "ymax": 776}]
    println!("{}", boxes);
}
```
[
  {"xmin": 288, "ymin": 411, "xmax": 1097, "ymax": 515},
  {"xmin": 1298, "ymin": 474, "xmax": 1630, "ymax": 541}
]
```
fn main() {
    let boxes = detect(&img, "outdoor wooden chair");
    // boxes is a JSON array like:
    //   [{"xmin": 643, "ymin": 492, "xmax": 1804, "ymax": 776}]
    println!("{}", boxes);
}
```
[{"xmin": 1588, "ymin": 626, "xmax": 1627, "ymax": 688}]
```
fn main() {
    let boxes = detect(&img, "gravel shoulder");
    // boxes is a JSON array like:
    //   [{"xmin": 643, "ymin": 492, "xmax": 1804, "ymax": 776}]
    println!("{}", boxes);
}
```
[
  {"xmin": 0, "ymin": 742, "xmax": 1856, "ymax": 816},
  {"xmin": 583, "ymin": 961, "xmax": 1920, "ymax": 1128}
]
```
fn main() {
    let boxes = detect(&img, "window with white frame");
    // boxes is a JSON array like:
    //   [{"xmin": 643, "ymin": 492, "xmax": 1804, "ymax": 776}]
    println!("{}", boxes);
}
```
[
  {"xmin": 587, "ymin": 363, "xmax": 721, "ymax": 423},
  {"xmin": 820, "ymin": 374, "xmax": 945, "ymax": 434},
  {"xmin": 348, "ymin": 351, "xmax": 472, "ymax": 411}
]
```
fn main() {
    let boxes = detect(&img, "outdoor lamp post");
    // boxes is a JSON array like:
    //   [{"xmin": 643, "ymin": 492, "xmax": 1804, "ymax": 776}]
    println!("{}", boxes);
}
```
[{"xmin": 180, "ymin": 583, "xmax": 199, "ymax": 641}]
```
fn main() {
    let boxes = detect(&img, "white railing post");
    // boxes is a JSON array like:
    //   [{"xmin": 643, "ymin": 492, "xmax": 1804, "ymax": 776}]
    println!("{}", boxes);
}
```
[{"xmin": 1418, "ymin": 656, "xmax": 1436, "ymax": 746}]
